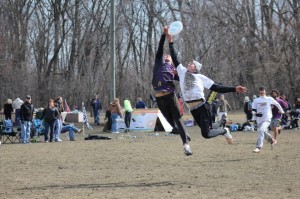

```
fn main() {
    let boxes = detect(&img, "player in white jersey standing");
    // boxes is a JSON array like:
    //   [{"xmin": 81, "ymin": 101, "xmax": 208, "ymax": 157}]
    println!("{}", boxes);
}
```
[{"xmin": 252, "ymin": 86, "xmax": 284, "ymax": 153}]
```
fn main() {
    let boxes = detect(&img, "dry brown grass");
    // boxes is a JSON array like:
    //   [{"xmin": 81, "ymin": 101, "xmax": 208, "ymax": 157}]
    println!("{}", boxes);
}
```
[{"xmin": 0, "ymin": 112, "xmax": 299, "ymax": 199}]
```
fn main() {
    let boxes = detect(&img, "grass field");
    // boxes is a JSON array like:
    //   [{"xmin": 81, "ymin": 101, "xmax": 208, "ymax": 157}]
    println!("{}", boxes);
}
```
[{"xmin": 0, "ymin": 112, "xmax": 299, "ymax": 199}]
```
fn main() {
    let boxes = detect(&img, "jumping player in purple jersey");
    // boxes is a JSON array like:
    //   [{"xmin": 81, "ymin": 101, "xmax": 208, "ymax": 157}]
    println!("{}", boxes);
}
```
[{"xmin": 152, "ymin": 27, "xmax": 192, "ymax": 156}]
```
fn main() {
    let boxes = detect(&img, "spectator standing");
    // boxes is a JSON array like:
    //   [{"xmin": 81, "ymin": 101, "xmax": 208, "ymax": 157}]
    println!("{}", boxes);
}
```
[
  {"xmin": 108, "ymin": 98, "xmax": 123, "ymax": 133},
  {"xmin": 104, "ymin": 107, "xmax": 112, "ymax": 132},
  {"xmin": 91, "ymin": 94, "xmax": 102, "ymax": 125},
  {"xmin": 294, "ymin": 97, "xmax": 300, "ymax": 128},
  {"xmin": 295, "ymin": 96, "xmax": 300, "ymax": 112},
  {"xmin": 252, "ymin": 95, "xmax": 258, "ymax": 124},
  {"xmin": 243, "ymin": 96, "xmax": 253, "ymax": 122},
  {"xmin": 12, "ymin": 97, "xmax": 24, "ymax": 126},
  {"xmin": 210, "ymin": 99, "xmax": 219, "ymax": 123},
  {"xmin": 20, "ymin": 95, "xmax": 34, "ymax": 144},
  {"xmin": 54, "ymin": 96, "xmax": 64, "ymax": 142},
  {"xmin": 42, "ymin": 99, "xmax": 59, "ymax": 142},
  {"xmin": 3, "ymin": 99, "xmax": 13, "ymax": 120},
  {"xmin": 252, "ymin": 87, "xmax": 284, "ymax": 153},
  {"xmin": 270, "ymin": 89, "xmax": 288, "ymax": 141},
  {"xmin": 218, "ymin": 94, "xmax": 231, "ymax": 121},
  {"xmin": 124, "ymin": 98, "xmax": 133, "ymax": 132},
  {"xmin": 280, "ymin": 95, "xmax": 292, "ymax": 111},
  {"xmin": 280, "ymin": 95, "xmax": 292, "ymax": 126},
  {"xmin": 135, "ymin": 97, "xmax": 147, "ymax": 109}
]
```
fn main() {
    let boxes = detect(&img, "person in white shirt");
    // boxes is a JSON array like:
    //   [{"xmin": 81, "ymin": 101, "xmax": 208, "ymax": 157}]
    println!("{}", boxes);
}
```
[
  {"xmin": 12, "ymin": 97, "xmax": 24, "ymax": 126},
  {"xmin": 252, "ymin": 86, "xmax": 284, "ymax": 153},
  {"xmin": 167, "ymin": 33, "xmax": 247, "ymax": 146}
]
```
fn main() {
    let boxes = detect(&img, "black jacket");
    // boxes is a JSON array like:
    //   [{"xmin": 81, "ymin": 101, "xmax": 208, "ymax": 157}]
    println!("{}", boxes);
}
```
[
  {"xmin": 42, "ymin": 107, "xmax": 59, "ymax": 123},
  {"xmin": 20, "ymin": 102, "xmax": 34, "ymax": 121},
  {"xmin": 4, "ymin": 103, "xmax": 13, "ymax": 117}
]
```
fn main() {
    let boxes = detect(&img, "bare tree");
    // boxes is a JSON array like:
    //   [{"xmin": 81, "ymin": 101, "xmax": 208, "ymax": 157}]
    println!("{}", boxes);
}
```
[{"xmin": 1, "ymin": 0, "xmax": 299, "ymax": 110}]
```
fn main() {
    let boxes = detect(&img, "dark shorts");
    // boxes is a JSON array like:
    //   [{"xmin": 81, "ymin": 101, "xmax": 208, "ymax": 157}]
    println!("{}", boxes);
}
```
[{"xmin": 270, "ymin": 118, "xmax": 281, "ymax": 129}]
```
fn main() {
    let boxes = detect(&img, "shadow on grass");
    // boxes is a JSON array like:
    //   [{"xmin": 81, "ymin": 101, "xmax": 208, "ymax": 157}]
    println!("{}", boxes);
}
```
[
  {"xmin": 16, "ymin": 181, "xmax": 176, "ymax": 191},
  {"xmin": 201, "ymin": 157, "xmax": 257, "ymax": 163}
]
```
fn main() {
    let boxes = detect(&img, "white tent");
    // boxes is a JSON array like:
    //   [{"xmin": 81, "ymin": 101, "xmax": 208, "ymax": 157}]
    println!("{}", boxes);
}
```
[{"xmin": 117, "ymin": 109, "xmax": 172, "ymax": 132}]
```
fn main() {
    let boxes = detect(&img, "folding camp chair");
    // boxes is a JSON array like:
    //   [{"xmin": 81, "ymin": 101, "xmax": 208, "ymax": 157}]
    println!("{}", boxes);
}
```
[
  {"xmin": 31, "ymin": 118, "xmax": 45, "ymax": 142},
  {"xmin": 0, "ymin": 120, "xmax": 20, "ymax": 143},
  {"xmin": 60, "ymin": 128, "xmax": 70, "ymax": 140}
]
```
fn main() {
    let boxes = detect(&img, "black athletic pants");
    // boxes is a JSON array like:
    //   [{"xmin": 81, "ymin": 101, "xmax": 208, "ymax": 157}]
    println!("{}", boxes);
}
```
[
  {"xmin": 124, "ymin": 111, "xmax": 132, "ymax": 129},
  {"xmin": 191, "ymin": 102, "xmax": 225, "ymax": 138},
  {"xmin": 156, "ymin": 93, "xmax": 189, "ymax": 145}
]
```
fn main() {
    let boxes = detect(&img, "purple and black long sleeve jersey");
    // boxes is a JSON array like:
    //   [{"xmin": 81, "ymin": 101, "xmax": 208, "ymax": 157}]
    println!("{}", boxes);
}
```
[{"xmin": 152, "ymin": 34, "xmax": 178, "ymax": 93}]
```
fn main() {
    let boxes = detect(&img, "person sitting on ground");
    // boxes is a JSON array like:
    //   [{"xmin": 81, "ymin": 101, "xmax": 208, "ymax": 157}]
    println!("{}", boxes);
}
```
[{"xmin": 61, "ymin": 123, "xmax": 83, "ymax": 141}]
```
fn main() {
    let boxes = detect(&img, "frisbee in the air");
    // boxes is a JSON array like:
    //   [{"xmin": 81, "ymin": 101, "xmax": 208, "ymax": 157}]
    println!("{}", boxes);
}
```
[{"xmin": 168, "ymin": 21, "xmax": 183, "ymax": 35}]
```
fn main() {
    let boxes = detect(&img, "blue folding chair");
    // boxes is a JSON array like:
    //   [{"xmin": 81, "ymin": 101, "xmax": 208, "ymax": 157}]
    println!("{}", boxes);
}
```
[
  {"xmin": 31, "ymin": 118, "xmax": 45, "ymax": 142},
  {"xmin": 0, "ymin": 119, "xmax": 20, "ymax": 143}
]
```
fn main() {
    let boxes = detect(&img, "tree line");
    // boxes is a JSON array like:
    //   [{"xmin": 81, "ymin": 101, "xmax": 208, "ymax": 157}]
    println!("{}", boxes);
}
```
[{"xmin": 0, "ymin": 0, "xmax": 299, "ymax": 110}]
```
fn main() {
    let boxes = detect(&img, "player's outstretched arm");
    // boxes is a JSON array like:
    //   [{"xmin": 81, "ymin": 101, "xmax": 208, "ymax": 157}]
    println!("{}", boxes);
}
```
[{"xmin": 210, "ymin": 84, "xmax": 248, "ymax": 93}]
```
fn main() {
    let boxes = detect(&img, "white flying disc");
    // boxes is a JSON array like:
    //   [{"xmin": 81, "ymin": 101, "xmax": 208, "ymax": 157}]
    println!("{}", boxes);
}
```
[{"xmin": 168, "ymin": 21, "xmax": 183, "ymax": 35}]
